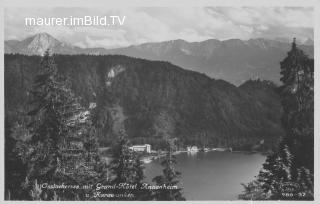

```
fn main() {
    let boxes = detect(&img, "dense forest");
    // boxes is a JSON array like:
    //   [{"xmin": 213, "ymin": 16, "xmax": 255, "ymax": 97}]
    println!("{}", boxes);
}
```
[
  {"xmin": 5, "ymin": 53, "xmax": 283, "ymax": 151},
  {"xmin": 5, "ymin": 51, "xmax": 185, "ymax": 200}
]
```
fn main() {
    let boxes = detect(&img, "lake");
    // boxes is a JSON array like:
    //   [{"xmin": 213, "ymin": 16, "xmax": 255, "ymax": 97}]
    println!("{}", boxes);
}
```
[{"xmin": 143, "ymin": 151, "xmax": 266, "ymax": 200}]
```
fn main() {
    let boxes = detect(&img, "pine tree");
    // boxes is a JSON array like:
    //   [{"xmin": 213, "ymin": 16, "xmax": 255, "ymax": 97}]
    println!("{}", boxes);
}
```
[
  {"xmin": 106, "ymin": 128, "xmax": 154, "ymax": 200},
  {"xmin": 258, "ymin": 145, "xmax": 294, "ymax": 200},
  {"xmin": 152, "ymin": 140, "xmax": 185, "ymax": 201},
  {"xmin": 24, "ymin": 50, "xmax": 87, "ymax": 200},
  {"xmin": 279, "ymin": 38, "xmax": 314, "ymax": 172},
  {"xmin": 239, "ymin": 179, "xmax": 268, "ymax": 200},
  {"xmin": 277, "ymin": 38, "xmax": 314, "ymax": 200},
  {"xmin": 239, "ymin": 39, "xmax": 314, "ymax": 200},
  {"xmin": 5, "ymin": 117, "xmax": 29, "ymax": 200},
  {"xmin": 66, "ymin": 109, "xmax": 104, "ymax": 200},
  {"xmin": 131, "ymin": 155, "xmax": 152, "ymax": 200},
  {"xmin": 108, "ymin": 129, "xmax": 136, "ymax": 200}
]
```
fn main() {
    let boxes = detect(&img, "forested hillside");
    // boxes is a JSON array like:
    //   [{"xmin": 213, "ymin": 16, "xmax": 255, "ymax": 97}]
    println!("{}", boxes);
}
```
[{"xmin": 5, "ymin": 54, "xmax": 284, "ymax": 151}]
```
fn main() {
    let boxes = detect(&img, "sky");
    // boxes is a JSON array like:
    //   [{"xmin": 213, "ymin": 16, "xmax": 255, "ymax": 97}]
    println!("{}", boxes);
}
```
[{"xmin": 4, "ymin": 7, "xmax": 314, "ymax": 49}]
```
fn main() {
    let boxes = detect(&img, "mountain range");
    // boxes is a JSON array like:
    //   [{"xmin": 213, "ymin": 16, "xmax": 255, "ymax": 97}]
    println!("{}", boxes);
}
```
[{"xmin": 5, "ymin": 33, "xmax": 314, "ymax": 85}]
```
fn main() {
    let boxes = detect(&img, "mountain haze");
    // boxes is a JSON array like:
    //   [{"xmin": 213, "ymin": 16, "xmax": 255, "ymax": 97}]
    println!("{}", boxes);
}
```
[
  {"xmin": 5, "ymin": 33, "xmax": 314, "ymax": 85},
  {"xmin": 108, "ymin": 38, "xmax": 313, "ymax": 85}
]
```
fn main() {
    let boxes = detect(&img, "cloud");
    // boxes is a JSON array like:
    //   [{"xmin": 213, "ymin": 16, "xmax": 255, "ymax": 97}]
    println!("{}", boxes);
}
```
[
  {"xmin": 4, "ymin": 7, "xmax": 313, "ymax": 48},
  {"xmin": 83, "ymin": 30, "xmax": 130, "ymax": 48}
]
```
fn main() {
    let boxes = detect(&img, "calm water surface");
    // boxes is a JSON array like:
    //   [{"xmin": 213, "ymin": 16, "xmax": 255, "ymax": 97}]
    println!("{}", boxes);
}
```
[{"xmin": 143, "ymin": 151, "xmax": 266, "ymax": 200}]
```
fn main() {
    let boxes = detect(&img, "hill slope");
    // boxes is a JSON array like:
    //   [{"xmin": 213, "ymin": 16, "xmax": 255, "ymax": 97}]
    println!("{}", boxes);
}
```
[{"xmin": 5, "ymin": 54, "xmax": 284, "ymax": 151}]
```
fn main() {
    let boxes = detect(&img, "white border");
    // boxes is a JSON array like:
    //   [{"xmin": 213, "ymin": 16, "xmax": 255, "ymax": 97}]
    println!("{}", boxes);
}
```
[
  {"xmin": 1, "ymin": 0, "xmax": 319, "ymax": 203},
  {"xmin": 1, "ymin": 0, "xmax": 319, "ymax": 7}
]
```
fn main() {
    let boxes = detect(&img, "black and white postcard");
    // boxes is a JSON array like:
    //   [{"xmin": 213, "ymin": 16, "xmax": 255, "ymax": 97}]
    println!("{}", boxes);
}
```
[{"xmin": 1, "ymin": 0, "xmax": 319, "ymax": 202}]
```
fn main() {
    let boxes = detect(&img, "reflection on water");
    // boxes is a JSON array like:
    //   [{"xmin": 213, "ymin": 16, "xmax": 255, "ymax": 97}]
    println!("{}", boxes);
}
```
[
  {"xmin": 144, "ymin": 151, "xmax": 266, "ymax": 200},
  {"xmin": 187, "ymin": 151, "xmax": 197, "ymax": 157}
]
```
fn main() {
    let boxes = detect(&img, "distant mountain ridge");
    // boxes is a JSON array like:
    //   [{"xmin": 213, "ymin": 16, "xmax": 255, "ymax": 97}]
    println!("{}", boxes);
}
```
[{"xmin": 5, "ymin": 33, "xmax": 314, "ymax": 85}]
